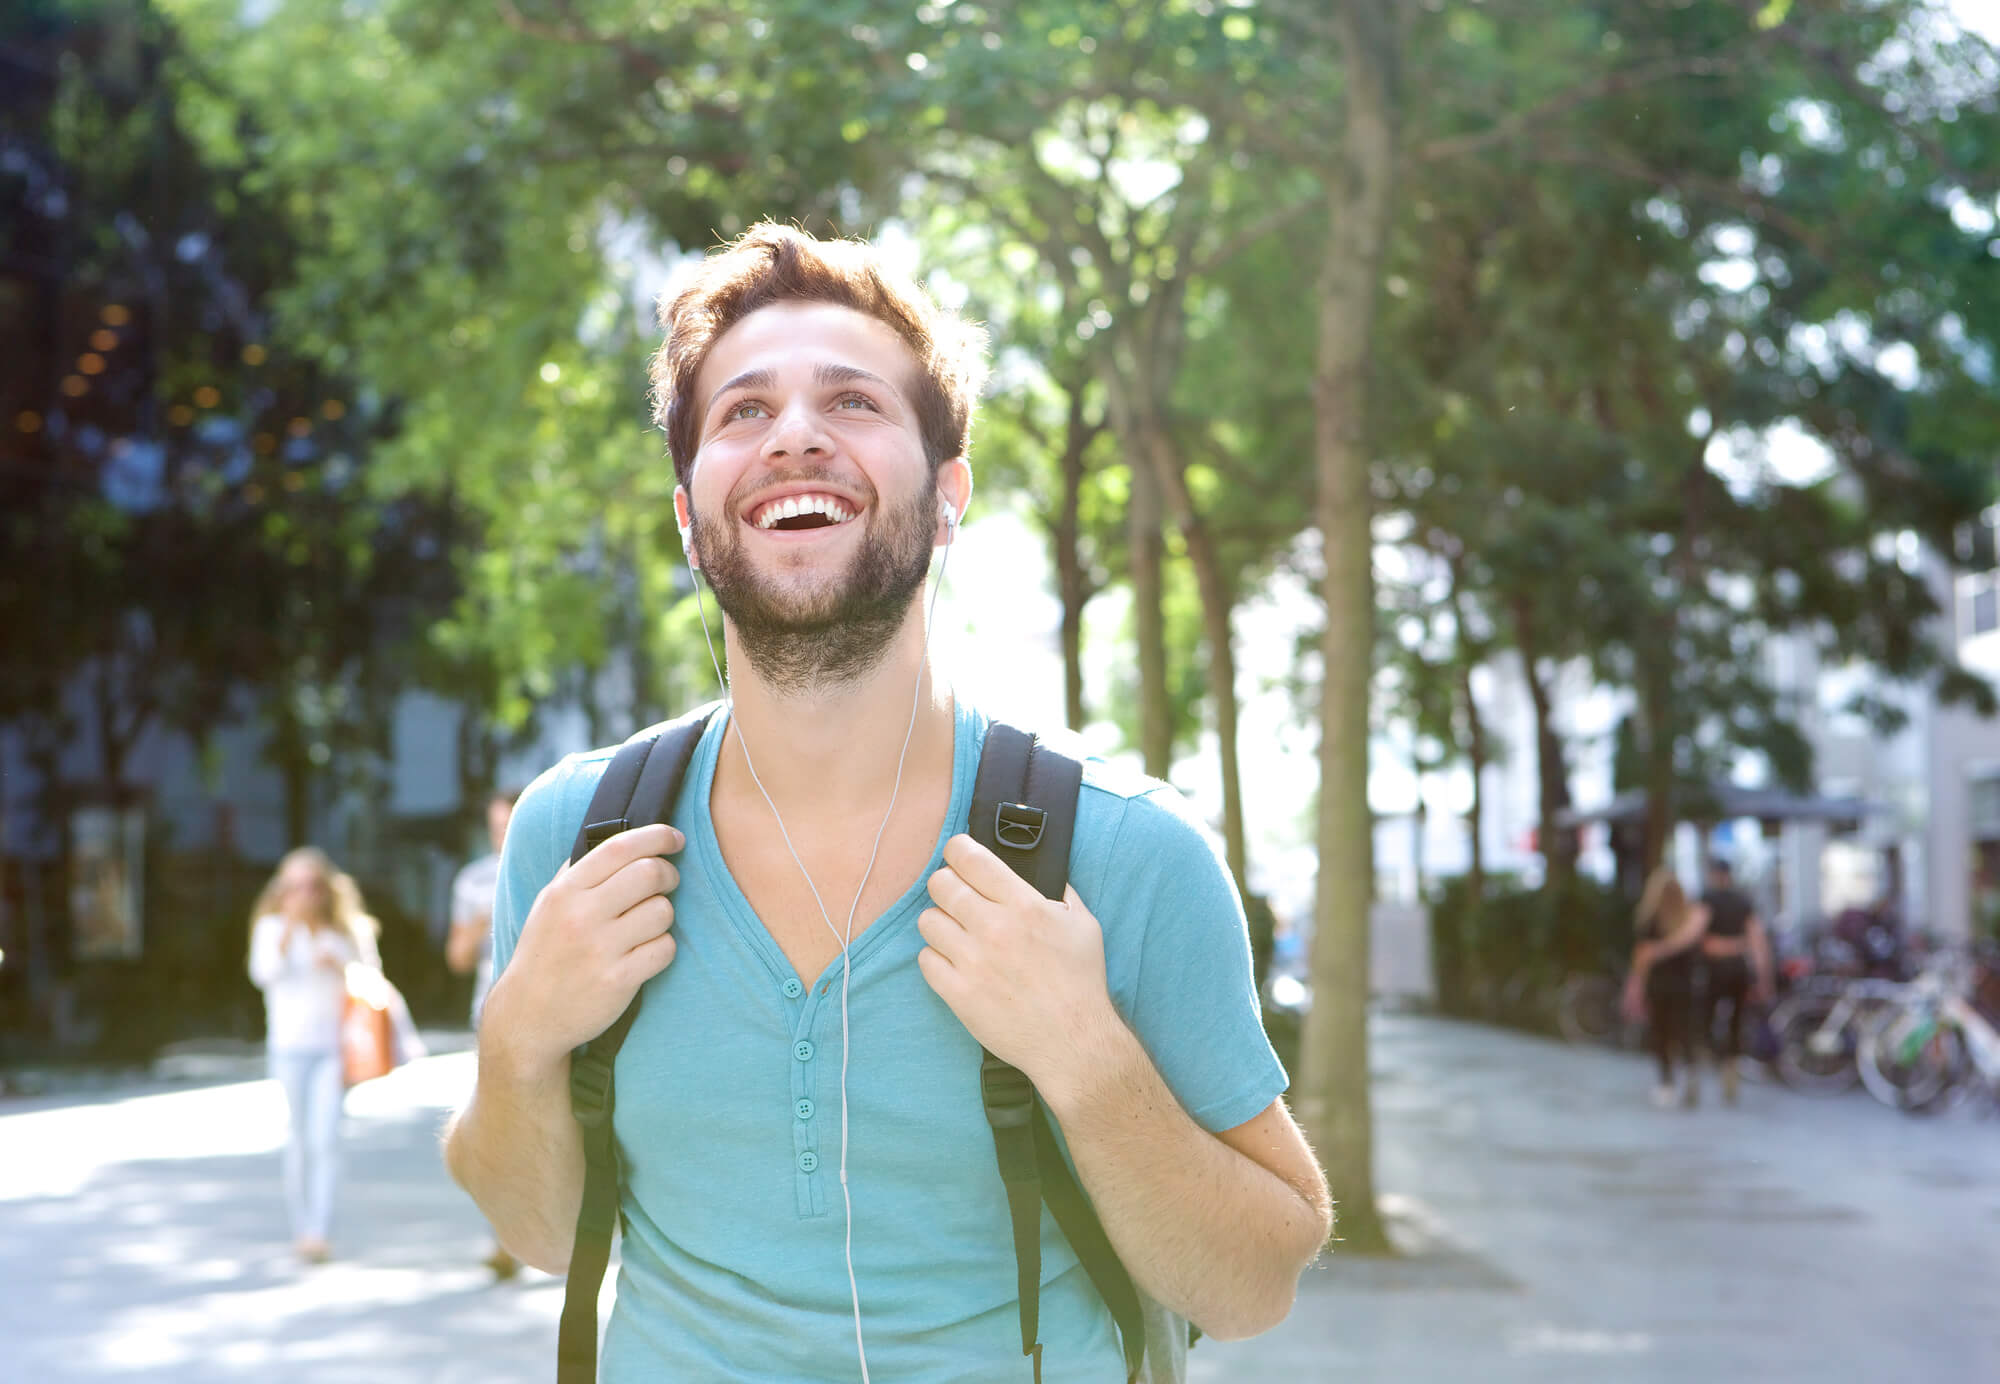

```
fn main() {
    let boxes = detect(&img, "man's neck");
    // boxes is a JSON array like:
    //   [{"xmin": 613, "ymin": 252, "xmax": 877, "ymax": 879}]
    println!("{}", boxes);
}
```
[{"xmin": 713, "ymin": 604, "xmax": 955, "ymax": 820}]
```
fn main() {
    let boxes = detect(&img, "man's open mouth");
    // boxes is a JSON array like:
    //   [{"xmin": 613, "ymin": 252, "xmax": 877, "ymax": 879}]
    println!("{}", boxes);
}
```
[{"xmin": 749, "ymin": 493, "xmax": 856, "ymax": 532}]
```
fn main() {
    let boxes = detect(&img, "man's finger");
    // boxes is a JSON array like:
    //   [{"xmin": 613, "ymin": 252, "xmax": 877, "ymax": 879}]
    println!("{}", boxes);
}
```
[
  {"xmin": 615, "ymin": 930, "xmax": 678, "ymax": 990},
  {"xmin": 595, "ymin": 855, "xmax": 681, "ymax": 921},
  {"xmin": 925, "ymin": 864, "xmax": 985, "ymax": 921},
  {"xmin": 916, "ymin": 906, "xmax": 967, "ymax": 964},
  {"xmin": 938, "ymin": 833, "xmax": 1036, "ymax": 905},
  {"xmin": 915, "ymin": 944, "xmax": 958, "ymax": 1000},
  {"xmin": 570, "ymin": 822, "xmax": 684, "ymax": 890},
  {"xmin": 609, "ymin": 894, "xmax": 676, "ymax": 949}
]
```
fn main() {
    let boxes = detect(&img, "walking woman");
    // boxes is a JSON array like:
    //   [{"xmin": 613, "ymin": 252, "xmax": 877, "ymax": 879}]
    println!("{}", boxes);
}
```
[
  {"xmin": 247, "ymin": 848, "xmax": 379, "ymax": 1263},
  {"xmin": 1623, "ymin": 867, "xmax": 1711, "ymax": 1108}
]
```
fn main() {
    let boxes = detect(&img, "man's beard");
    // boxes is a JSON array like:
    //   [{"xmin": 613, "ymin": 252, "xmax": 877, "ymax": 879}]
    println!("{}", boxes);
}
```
[{"xmin": 690, "ymin": 474, "xmax": 939, "ymax": 696}]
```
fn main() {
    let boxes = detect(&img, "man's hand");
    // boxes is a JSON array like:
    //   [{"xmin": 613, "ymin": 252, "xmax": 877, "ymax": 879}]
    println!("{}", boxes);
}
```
[
  {"xmin": 917, "ymin": 833, "xmax": 1118, "ymax": 1097},
  {"xmin": 483, "ymin": 823, "xmax": 685, "ymax": 1069}
]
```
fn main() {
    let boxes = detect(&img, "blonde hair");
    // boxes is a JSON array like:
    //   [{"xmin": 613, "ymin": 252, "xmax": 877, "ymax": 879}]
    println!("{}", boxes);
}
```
[
  {"xmin": 1635, "ymin": 866, "xmax": 1689, "ymax": 937},
  {"xmin": 249, "ymin": 847, "xmax": 379, "ymax": 960}
]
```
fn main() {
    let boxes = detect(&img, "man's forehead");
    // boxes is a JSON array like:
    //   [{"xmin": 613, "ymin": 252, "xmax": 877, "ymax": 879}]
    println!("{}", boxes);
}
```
[{"xmin": 697, "ymin": 301, "xmax": 920, "ymax": 397}]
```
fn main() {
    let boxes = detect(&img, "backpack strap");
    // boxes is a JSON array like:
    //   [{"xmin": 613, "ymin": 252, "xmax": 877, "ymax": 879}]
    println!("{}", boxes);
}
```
[
  {"xmin": 557, "ymin": 702, "xmax": 721, "ymax": 1384},
  {"xmin": 971, "ymin": 723, "xmax": 1145, "ymax": 1384}
]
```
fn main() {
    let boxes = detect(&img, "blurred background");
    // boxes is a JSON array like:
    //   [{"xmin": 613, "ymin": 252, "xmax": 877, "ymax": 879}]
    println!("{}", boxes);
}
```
[{"xmin": 3, "ymin": 1, "xmax": 1999, "ymax": 1380}]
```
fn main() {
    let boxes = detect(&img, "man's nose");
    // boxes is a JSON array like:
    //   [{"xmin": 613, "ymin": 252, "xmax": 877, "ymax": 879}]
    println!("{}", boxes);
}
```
[{"xmin": 763, "ymin": 398, "xmax": 831, "ymax": 458}]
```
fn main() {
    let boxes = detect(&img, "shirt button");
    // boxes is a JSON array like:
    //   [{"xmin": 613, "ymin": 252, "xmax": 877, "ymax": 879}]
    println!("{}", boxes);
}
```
[
  {"xmin": 794, "ymin": 1040, "xmax": 815, "ymax": 1063},
  {"xmin": 795, "ymin": 1098, "xmax": 815, "ymax": 1122},
  {"xmin": 797, "ymin": 1150, "xmax": 819, "ymax": 1174},
  {"xmin": 782, "ymin": 978, "xmax": 804, "ymax": 999}
]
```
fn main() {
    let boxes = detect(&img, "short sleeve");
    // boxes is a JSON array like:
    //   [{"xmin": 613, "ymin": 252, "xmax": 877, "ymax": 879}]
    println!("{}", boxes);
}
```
[
  {"xmin": 490, "ymin": 753, "xmax": 603, "ymax": 980},
  {"xmin": 1094, "ymin": 786, "xmax": 1287, "ymax": 1134}
]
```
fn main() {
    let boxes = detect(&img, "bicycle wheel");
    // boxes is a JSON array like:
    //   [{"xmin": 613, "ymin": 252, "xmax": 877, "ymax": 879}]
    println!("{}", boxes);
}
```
[
  {"xmin": 1772, "ymin": 993, "xmax": 1861, "ymax": 1094},
  {"xmin": 1557, "ymin": 974, "xmax": 1620, "ymax": 1046},
  {"xmin": 1857, "ymin": 1009, "xmax": 1963, "ymax": 1113}
]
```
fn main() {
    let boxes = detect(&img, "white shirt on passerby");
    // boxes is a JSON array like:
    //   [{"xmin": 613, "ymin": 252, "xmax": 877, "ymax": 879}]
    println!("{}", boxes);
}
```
[
  {"xmin": 248, "ymin": 916, "xmax": 369, "ymax": 1053},
  {"xmin": 451, "ymin": 853, "xmax": 502, "ymax": 1027}
]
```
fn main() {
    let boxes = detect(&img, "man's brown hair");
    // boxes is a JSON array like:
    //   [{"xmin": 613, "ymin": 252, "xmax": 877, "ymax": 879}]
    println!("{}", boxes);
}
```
[{"xmin": 650, "ymin": 222, "xmax": 988, "ymax": 489}]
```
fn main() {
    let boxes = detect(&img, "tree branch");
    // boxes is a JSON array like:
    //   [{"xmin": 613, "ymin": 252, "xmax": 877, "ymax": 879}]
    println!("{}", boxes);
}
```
[
  {"xmin": 1414, "ymin": 52, "xmax": 1744, "ymax": 165},
  {"xmin": 1528, "ymin": 145, "xmax": 1834, "ymax": 261},
  {"xmin": 1187, "ymin": 194, "xmax": 1326, "ymax": 280}
]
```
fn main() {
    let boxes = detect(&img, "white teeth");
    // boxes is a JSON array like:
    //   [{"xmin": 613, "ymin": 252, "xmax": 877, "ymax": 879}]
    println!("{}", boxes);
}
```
[{"xmin": 755, "ymin": 494, "xmax": 854, "ymax": 529}]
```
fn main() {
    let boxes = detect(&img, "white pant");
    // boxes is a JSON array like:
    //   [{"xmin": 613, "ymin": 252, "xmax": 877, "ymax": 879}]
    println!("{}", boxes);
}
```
[{"xmin": 270, "ymin": 1049, "xmax": 344, "ymax": 1243}]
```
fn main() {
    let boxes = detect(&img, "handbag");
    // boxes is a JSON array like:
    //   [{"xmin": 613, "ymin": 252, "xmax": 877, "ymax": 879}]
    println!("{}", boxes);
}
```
[{"xmin": 341, "ymin": 963, "xmax": 398, "ymax": 1087}]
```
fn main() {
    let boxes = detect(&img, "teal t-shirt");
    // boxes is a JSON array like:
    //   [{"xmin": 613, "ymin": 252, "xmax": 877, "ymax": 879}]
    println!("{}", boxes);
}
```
[{"xmin": 492, "ymin": 698, "xmax": 1287, "ymax": 1383}]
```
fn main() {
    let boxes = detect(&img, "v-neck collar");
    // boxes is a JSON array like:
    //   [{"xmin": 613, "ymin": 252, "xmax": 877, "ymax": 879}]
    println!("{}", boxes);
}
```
[{"xmin": 688, "ymin": 697, "xmax": 981, "ymax": 991}]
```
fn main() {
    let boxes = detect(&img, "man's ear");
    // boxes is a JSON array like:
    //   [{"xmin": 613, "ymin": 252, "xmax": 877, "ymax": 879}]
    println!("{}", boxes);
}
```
[
  {"xmin": 673, "ymin": 487, "xmax": 697, "ymax": 569},
  {"xmin": 936, "ymin": 458, "xmax": 972, "ymax": 541}
]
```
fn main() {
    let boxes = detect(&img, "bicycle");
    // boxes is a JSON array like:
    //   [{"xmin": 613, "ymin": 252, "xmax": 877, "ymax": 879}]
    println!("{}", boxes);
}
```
[
  {"xmin": 1768, "ymin": 976, "xmax": 1909, "ymax": 1095},
  {"xmin": 1855, "ymin": 950, "xmax": 2000, "ymax": 1114}
]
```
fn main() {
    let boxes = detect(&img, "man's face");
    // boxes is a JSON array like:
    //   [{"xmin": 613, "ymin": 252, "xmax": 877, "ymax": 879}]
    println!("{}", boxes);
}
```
[{"xmin": 678, "ymin": 302, "xmax": 951, "ymax": 691}]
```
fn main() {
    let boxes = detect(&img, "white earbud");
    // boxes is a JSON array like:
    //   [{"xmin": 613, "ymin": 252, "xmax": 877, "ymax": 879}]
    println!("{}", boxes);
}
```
[{"xmin": 940, "ymin": 496, "xmax": 957, "ymax": 533}]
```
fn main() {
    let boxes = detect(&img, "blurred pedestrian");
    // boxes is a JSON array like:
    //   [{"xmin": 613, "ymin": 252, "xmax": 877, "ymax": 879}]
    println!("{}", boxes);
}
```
[
  {"xmin": 1697, "ymin": 858, "xmax": 1774, "ymax": 1106},
  {"xmin": 444, "ymin": 788, "xmax": 520, "ymax": 1280},
  {"xmin": 247, "ymin": 847, "xmax": 380, "ymax": 1264},
  {"xmin": 446, "ymin": 790, "xmax": 519, "ymax": 1032},
  {"xmin": 1622, "ymin": 866, "xmax": 1710, "ymax": 1108}
]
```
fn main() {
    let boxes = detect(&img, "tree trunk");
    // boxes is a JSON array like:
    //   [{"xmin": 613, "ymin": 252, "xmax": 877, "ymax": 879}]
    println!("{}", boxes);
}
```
[
  {"xmin": 1637, "ymin": 663, "xmax": 1676, "ymax": 874},
  {"xmin": 1302, "ymin": 0, "xmax": 1400, "ymax": 1257},
  {"xmin": 1127, "ymin": 420, "xmax": 1172, "ymax": 779},
  {"xmin": 1445, "ymin": 565, "xmax": 1486, "ymax": 914},
  {"xmin": 1511, "ymin": 599, "xmax": 1575, "ymax": 891},
  {"xmin": 1142, "ymin": 422, "xmax": 1250, "ymax": 897},
  {"xmin": 1055, "ymin": 386, "xmax": 1092, "ymax": 732},
  {"xmin": 1460, "ymin": 657, "xmax": 1487, "ymax": 910},
  {"xmin": 274, "ymin": 710, "xmax": 313, "ymax": 851}
]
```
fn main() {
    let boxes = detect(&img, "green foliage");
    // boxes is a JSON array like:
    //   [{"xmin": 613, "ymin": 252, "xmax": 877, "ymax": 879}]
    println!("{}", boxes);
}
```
[
  {"xmin": 1428, "ymin": 870, "xmax": 1631, "ymax": 1017},
  {"xmin": 1, "ymin": 3, "xmax": 464, "ymax": 818},
  {"xmin": 1374, "ymin": 0, "xmax": 2000, "ymax": 845}
]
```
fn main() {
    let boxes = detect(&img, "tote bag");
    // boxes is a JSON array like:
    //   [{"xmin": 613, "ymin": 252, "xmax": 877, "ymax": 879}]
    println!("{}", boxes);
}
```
[{"xmin": 341, "ymin": 962, "xmax": 398, "ymax": 1087}]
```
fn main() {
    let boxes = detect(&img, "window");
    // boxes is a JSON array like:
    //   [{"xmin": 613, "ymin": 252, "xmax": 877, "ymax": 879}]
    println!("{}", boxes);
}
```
[
  {"xmin": 1957, "ymin": 507, "xmax": 2000, "ymax": 643},
  {"xmin": 1971, "ymin": 773, "xmax": 2000, "ymax": 841},
  {"xmin": 1957, "ymin": 509, "xmax": 1999, "ymax": 571}
]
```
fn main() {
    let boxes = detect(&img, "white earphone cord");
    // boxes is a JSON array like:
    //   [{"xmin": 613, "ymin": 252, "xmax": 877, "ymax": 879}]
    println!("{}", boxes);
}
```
[{"xmin": 684, "ymin": 499, "xmax": 957, "ymax": 1384}]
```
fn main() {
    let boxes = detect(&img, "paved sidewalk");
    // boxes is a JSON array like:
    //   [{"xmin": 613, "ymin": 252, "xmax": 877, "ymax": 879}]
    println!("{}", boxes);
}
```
[
  {"xmin": 2, "ymin": 1015, "xmax": 1995, "ymax": 1381},
  {"xmin": 1207, "ymin": 1016, "xmax": 2000, "ymax": 1383}
]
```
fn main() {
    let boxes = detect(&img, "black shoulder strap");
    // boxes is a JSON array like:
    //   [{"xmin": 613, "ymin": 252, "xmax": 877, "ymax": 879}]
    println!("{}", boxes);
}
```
[
  {"xmin": 557, "ymin": 702, "xmax": 721, "ymax": 1384},
  {"xmin": 971, "ymin": 724, "xmax": 1145, "ymax": 1384}
]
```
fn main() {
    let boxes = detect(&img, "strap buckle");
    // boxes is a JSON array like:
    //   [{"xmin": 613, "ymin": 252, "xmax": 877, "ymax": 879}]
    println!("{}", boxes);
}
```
[
  {"xmin": 582, "ymin": 817, "xmax": 630, "ymax": 851},
  {"xmin": 994, "ymin": 802, "xmax": 1046, "ymax": 851},
  {"xmin": 980, "ymin": 1053, "xmax": 1035, "ymax": 1130},
  {"xmin": 570, "ymin": 1051, "xmax": 616, "ymax": 1130}
]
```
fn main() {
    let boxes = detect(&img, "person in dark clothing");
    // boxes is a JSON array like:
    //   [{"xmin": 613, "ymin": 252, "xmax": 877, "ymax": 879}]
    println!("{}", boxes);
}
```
[
  {"xmin": 1698, "ymin": 858, "xmax": 1775, "ymax": 1105},
  {"xmin": 1622, "ymin": 867, "xmax": 1709, "ymax": 1108}
]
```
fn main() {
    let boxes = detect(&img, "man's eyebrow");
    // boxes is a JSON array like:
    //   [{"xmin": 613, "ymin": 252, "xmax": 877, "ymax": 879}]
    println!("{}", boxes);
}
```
[
  {"xmin": 706, "ymin": 367, "xmax": 776, "ymax": 415},
  {"xmin": 815, "ymin": 362, "xmax": 897, "ymax": 395}
]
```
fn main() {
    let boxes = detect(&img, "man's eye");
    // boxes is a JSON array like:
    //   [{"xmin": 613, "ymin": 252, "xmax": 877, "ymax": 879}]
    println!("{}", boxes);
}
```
[
  {"xmin": 834, "ymin": 393, "xmax": 875, "ymax": 411},
  {"xmin": 728, "ymin": 401, "xmax": 767, "ymax": 421}
]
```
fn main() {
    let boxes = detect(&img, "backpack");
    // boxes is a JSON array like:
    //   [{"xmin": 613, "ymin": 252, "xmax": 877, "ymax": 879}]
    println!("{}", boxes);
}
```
[{"xmin": 555, "ymin": 703, "xmax": 1165, "ymax": 1383}]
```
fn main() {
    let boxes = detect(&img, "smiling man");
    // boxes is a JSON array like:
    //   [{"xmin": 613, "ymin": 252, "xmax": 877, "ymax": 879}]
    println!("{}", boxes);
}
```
[{"xmin": 443, "ymin": 223, "xmax": 1330, "ymax": 1384}]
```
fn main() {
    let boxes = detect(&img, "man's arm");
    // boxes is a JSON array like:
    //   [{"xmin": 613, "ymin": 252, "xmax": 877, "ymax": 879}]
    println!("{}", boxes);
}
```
[
  {"xmin": 442, "ymin": 822, "xmax": 685, "ymax": 1271},
  {"xmin": 1043, "ymin": 1022, "xmax": 1330, "ymax": 1339},
  {"xmin": 1648, "ymin": 904, "xmax": 1710, "ymax": 962},
  {"xmin": 920, "ymin": 834, "xmax": 1328, "ymax": 1340}
]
